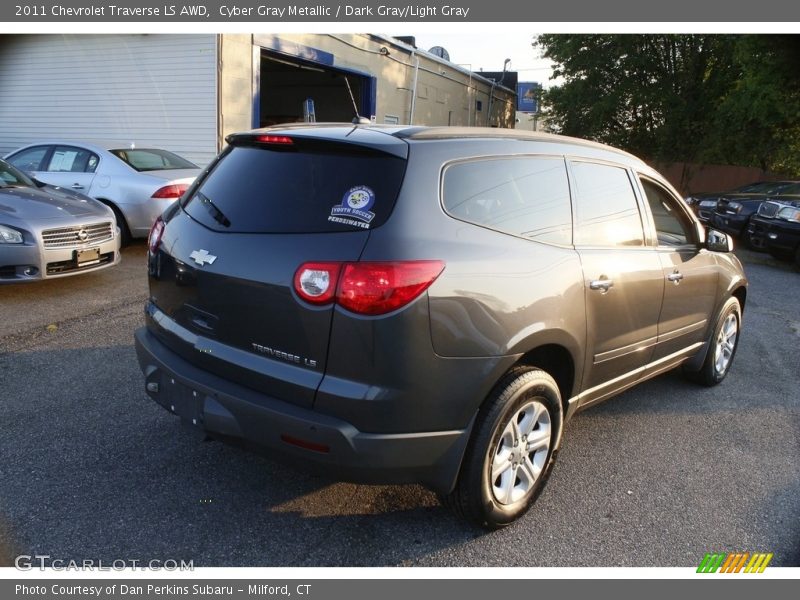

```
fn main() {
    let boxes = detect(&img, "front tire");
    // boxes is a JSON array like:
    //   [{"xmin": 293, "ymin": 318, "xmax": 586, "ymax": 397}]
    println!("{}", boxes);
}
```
[
  {"xmin": 684, "ymin": 297, "xmax": 741, "ymax": 386},
  {"xmin": 443, "ymin": 367, "xmax": 563, "ymax": 529}
]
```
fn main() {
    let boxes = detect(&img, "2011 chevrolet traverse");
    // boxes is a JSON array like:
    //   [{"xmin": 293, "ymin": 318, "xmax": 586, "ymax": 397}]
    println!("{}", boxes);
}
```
[{"xmin": 135, "ymin": 125, "xmax": 747, "ymax": 528}]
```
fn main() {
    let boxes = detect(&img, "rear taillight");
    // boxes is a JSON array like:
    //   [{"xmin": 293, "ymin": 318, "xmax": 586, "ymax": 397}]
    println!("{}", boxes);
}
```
[
  {"xmin": 151, "ymin": 183, "xmax": 189, "ymax": 199},
  {"xmin": 293, "ymin": 260, "xmax": 445, "ymax": 316},
  {"xmin": 338, "ymin": 261, "xmax": 445, "ymax": 315},
  {"xmin": 148, "ymin": 218, "xmax": 165, "ymax": 254},
  {"xmin": 293, "ymin": 262, "xmax": 342, "ymax": 305}
]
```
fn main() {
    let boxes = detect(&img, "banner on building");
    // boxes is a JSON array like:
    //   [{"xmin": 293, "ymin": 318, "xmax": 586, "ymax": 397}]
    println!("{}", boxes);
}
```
[{"xmin": 517, "ymin": 82, "xmax": 540, "ymax": 113}]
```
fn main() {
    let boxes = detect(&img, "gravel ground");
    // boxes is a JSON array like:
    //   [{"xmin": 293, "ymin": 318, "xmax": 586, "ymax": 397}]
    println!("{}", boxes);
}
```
[{"xmin": 0, "ymin": 243, "xmax": 797, "ymax": 567}]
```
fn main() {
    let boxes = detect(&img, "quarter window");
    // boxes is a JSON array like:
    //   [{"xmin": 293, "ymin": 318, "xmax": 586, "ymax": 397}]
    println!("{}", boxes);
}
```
[
  {"xmin": 572, "ymin": 161, "xmax": 644, "ymax": 247},
  {"xmin": 443, "ymin": 157, "xmax": 572, "ymax": 245}
]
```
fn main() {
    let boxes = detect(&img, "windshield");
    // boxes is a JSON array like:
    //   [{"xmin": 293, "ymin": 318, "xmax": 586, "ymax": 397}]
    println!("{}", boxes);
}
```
[
  {"xmin": 0, "ymin": 159, "xmax": 35, "ymax": 188},
  {"xmin": 110, "ymin": 148, "xmax": 197, "ymax": 172},
  {"xmin": 734, "ymin": 182, "xmax": 771, "ymax": 193},
  {"xmin": 735, "ymin": 181, "xmax": 795, "ymax": 195},
  {"xmin": 777, "ymin": 182, "xmax": 800, "ymax": 195},
  {"xmin": 183, "ymin": 144, "xmax": 407, "ymax": 234}
]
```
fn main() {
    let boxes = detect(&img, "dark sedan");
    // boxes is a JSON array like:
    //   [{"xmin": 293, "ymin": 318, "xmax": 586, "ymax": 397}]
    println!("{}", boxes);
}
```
[
  {"xmin": 685, "ymin": 181, "xmax": 800, "ymax": 228},
  {"xmin": 710, "ymin": 182, "xmax": 800, "ymax": 240},
  {"xmin": 747, "ymin": 203, "xmax": 800, "ymax": 266}
]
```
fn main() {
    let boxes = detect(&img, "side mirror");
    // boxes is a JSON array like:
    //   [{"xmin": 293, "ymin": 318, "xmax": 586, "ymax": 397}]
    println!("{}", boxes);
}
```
[{"xmin": 706, "ymin": 228, "xmax": 734, "ymax": 253}]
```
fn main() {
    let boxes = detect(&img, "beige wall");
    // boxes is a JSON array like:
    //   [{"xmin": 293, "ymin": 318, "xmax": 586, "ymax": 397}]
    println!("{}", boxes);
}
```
[
  {"xmin": 218, "ymin": 34, "xmax": 515, "ymax": 144},
  {"xmin": 218, "ymin": 34, "xmax": 254, "ymax": 149},
  {"xmin": 515, "ymin": 112, "xmax": 550, "ymax": 132}
]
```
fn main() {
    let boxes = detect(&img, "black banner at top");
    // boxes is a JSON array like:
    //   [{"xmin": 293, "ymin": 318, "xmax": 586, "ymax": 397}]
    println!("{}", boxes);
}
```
[{"xmin": 2, "ymin": 0, "xmax": 800, "ymax": 22}]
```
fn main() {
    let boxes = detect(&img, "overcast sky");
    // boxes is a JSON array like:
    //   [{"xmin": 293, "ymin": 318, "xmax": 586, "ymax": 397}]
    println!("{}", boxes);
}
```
[{"xmin": 405, "ymin": 33, "xmax": 557, "ymax": 87}]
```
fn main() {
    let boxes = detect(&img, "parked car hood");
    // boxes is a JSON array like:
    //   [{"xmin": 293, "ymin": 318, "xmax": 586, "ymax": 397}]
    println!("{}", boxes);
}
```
[{"xmin": 0, "ymin": 184, "xmax": 105, "ymax": 220}]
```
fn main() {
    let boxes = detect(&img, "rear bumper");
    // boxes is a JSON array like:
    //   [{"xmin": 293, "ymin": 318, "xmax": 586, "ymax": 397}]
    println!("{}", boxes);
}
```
[{"xmin": 134, "ymin": 326, "xmax": 472, "ymax": 493}]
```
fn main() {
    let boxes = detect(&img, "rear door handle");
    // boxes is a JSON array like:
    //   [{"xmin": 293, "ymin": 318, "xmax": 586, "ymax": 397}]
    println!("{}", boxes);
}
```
[
  {"xmin": 667, "ymin": 272, "xmax": 684, "ymax": 283},
  {"xmin": 589, "ymin": 278, "xmax": 613, "ymax": 292},
  {"xmin": 71, "ymin": 183, "xmax": 84, "ymax": 189}
]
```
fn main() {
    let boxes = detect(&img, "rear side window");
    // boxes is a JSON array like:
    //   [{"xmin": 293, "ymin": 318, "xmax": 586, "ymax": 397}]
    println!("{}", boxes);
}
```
[
  {"xmin": 443, "ymin": 156, "xmax": 572, "ymax": 245},
  {"xmin": 47, "ymin": 146, "xmax": 99, "ymax": 173},
  {"xmin": 183, "ymin": 144, "xmax": 406, "ymax": 233},
  {"xmin": 571, "ymin": 161, "xmax": 644, "ymax": 247}
]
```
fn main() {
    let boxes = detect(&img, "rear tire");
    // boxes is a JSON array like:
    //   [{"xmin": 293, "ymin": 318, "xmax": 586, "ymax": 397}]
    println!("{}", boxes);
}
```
[
  {"xmin": 442, "ymin": 367, "xmax": 563, "ymax": 529},
  {"xmin": 684, "ymin": 297, "xmax": 741, "ymax": 387}
]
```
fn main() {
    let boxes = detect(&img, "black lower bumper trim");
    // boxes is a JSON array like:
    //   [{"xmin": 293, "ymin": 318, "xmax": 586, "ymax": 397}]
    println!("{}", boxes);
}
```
[{"xmin": 134, "ymin": 327, "xmax": 471, "ymax": 493}]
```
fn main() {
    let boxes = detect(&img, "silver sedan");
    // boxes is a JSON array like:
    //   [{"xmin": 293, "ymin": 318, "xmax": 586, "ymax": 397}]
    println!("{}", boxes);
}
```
[
  {"xmin": 5, "ymin": 141, "xmax": 200, "ymax": 244},
  {"xmin": 0, "ymin": 159, "xmax": 120, "ymax": 283}
]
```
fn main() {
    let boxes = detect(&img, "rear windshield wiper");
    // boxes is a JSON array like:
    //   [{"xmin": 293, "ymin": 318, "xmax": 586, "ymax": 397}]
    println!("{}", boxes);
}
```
[{"xmin": 195, "ymin": 191, "xmax": 231, "ymax": 227}]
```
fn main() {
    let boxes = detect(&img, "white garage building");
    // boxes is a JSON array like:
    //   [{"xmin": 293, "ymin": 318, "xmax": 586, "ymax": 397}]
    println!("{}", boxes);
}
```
[{"xmin": 0, "ymin": 34, "xmax": 516, "ymax": 167}]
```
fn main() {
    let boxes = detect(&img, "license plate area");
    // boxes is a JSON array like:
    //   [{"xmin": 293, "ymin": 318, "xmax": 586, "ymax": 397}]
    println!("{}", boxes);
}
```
[
  {"xmin": 75, "ymin": 247, "xmax": 101, "ymax": 266},
  {"xmin": 163, "ymin": 378, "xmax": 208, "ymax": 439}
]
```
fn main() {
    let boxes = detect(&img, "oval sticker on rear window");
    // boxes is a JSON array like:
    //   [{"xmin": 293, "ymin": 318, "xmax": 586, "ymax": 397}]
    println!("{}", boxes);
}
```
[{"xmin": 328, "ymin": 185, "xmax": 376, "ymax": 229}]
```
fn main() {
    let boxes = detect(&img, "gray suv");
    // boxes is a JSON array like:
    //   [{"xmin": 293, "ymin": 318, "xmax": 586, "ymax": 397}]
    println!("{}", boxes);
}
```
[{"xmin": 135, "ymin": 125, "xmax": 747, "ymax": 528}]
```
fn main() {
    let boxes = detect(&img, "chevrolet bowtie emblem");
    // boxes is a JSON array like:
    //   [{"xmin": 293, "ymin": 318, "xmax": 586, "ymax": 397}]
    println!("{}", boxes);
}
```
[{"xmin": 189, "ymin": 249, "xmax": 217, "ymax": 266}]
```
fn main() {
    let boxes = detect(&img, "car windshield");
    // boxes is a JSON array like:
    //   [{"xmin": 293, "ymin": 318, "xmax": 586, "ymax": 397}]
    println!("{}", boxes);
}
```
[
  {"xmin": 0, "ymin": 159, "xmax": 35, "ymax": 188},
  {"xmin": 777, "ymin": 182, "xmax": 800, "ymax": 195},
  {"xmin": 734, "ymin": 182, "xmax": 773, "ymax": 193},
  {"xmin": 182, "ymin": 144, "xmax": 406, "ymax": 234},
  {"xmin": 735, "ymin": 181, "xmax": 795, "ymax": 195},
  {"xmin": 110, "ymin": 148, "xmax": 197, "ymax": 172}
]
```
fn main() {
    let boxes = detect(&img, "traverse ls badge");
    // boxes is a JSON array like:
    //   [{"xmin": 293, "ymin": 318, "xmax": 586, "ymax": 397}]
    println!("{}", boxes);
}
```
[{"xmin": 189, "ymin": 249, "xmax": 217, "ymax": 266}]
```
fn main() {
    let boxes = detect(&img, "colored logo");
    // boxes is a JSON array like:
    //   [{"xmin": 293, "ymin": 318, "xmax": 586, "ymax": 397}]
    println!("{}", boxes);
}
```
[
  {"xmin": 328, "ymin": 185, "xmax": 376, "ymax": 229},
  {"xmin": 343, "ymin": 185, "xmax": 375, "ymax": 212},
  {"xmin": 697, "ymin": 552, "xmax": 773, "ymax": 573}
]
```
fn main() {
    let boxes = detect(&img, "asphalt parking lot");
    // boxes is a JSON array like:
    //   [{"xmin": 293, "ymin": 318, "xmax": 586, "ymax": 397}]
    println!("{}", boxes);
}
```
[{"xmin": 0, "ymin": 242, "xmax": 798, "ymax": 567}]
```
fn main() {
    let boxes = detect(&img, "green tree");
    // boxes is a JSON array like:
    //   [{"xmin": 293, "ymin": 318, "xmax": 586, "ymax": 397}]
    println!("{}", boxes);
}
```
[
  {"xmin": 709, "ymin": 36, "xmax": 800, "ymax": 174},
  {"xmin": 535, "ymin": 34, "xmax": 800, "ymax": 176}
]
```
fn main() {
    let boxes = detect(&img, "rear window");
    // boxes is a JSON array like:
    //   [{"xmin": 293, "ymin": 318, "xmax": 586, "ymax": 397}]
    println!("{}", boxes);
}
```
[
  {"xmin": 182, "ymin": 144, "xmax": 407, "ymax": 233},
  {"xmin": 110, "ymin": 148, "xmax": 197, "ymax": 171}
]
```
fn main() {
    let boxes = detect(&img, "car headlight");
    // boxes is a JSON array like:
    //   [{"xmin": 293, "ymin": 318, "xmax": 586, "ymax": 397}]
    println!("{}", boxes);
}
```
[
  {"xmin": 727, "ymin": 201, "xmax": 742, "ymax": 213},
  {"xmin": 699, "ymin": 200, "xmax": 717, "ymax": 208},
  {"xmin": 0, "ymin": 224, "xmax": 23, "ymax": 244}
]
